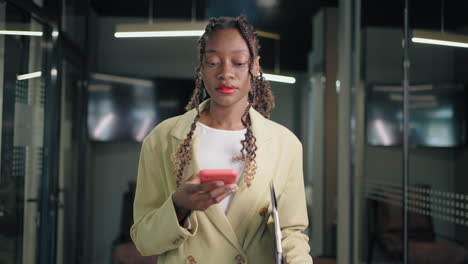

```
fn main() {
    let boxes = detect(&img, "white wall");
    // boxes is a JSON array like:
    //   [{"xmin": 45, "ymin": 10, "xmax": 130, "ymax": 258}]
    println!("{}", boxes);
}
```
[
  {"xmin": 270, "ymin": 73, "xmax": 307, "ymax": 139},
  {"xmin": 88, "ymin": 142, "xmax": 141, "ymax": 264}
]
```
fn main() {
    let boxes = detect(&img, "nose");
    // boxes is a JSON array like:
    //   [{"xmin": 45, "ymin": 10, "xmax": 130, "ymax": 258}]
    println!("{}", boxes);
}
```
[{"xmin": 217, "ymin": 62, "xmax": 235, "ymax": 80}]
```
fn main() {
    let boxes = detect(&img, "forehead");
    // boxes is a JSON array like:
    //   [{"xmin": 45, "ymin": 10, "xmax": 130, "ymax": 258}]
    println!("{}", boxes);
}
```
[{"xmin": 205, "ymin": 28, "xmax": 250, "ymax": 55}]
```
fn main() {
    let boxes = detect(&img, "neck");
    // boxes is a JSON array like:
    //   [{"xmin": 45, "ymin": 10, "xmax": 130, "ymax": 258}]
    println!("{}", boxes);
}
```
[{"xmin": 200, "ymin": 99, "xmax": 249, "ymax": 130}]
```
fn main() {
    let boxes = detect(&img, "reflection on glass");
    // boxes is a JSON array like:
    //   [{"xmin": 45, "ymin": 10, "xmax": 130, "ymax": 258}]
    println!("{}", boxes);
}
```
[
  {"xmin": 87, "ymin": 73, "xmax": 158, "ymax": 142},
  {"xmin": 0, "ymin": 3, "xmax": 48, "ymax": 264},
  {"xmin": 366, "ymin": 84, "xmax": 465, "ymax": 147}
]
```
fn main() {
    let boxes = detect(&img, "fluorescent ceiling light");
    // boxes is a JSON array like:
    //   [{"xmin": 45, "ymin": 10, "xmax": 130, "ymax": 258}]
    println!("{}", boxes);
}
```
[
  {"xmin": 115, "ymin": 21, "xmax": 280, "ymax": 39},
  {"xmin": 412, "ymin": 29, "xmax": 468, "ymax": 49},
  {"xmin": 0, "ymin": 30, "xmax": 43, "ymax": 36},
  {"xmin": 115, "ymin": 30, "xmax": 204, "ymax": 38},
  {"xmin": 412, "ymin": 38, "xmax": 468, "ymax": 48},
  {"xmin": 91, "ymin": 73, "xmax": 153, "ymax": 87},
  {"xmin": 17, "ymin": 71, "xmax": 41, "ymax": 80},
  {"xmin": 373, "ymin": 84, "xmax": 433, "ymax": 92},
  {"xmin": 389, "ymin": 94, "xmax": 437, "ymax": 102},
  {"xmin": 263, "ymin": 73, "xmax": 296, "ymax": 84}
]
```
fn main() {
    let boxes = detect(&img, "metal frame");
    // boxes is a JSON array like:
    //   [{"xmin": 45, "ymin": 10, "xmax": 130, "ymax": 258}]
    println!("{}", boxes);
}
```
[
  {"xmin": 38, "ymin": 22, "xmax": 60, "ymax": 264},
  {"xmin": 402, "ymin": 0, "xmax": 410, "ymax": 263},
  {"xmin": 337, "ymin": 0, "xmax": 354, "ymax": 262}
]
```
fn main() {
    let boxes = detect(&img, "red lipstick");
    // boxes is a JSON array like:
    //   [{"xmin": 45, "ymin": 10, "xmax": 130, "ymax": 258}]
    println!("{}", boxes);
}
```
[{"xmin": 216, "ymin": 84, "xmax": 237, "ymax": 94}]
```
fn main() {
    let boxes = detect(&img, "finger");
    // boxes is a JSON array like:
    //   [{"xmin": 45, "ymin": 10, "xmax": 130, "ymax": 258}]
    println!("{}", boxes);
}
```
[
  {"xmin": 192, "ymin": 184, "xmax": 238, "ymax": 203},
  {"xmin": 199, "ymin": 181, "xmax": 224, "ymax": 192},
  {"xmin": 213, "ymin": 190, "xmax": 234, "ymax": 203},
  {"xmin": 209, "ymin": 184, "xmax": 238, "ymax": 198},
  {"xmin": 184, "ymin": 181, "xmax": 223, "ymax": 195},
  {"xmin": 185, "ymin": 174, "xmax": 201, "ymax": 184},
  {"xmin": 184, "ymin": 183, "xmax": 203, "ymax": 193}
]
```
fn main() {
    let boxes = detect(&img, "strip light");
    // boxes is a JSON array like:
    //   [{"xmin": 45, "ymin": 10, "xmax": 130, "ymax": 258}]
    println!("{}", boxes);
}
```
[
  {"xmin": 115, "ymin": 30, "xmax": 204, "ymax": 38},
  {"xmin": 115, "ymin": 22, "xmax": 280, "ymax": 40},
  {"xmin": 412, "ymin": 38, "xmax": 468, "ymax": 48},
  {"xmin": 412, "ymin": 29, "xmax": 468, "ymax": 49},
  {"xmin": 263, "ymin": 73, "xmax": 296, "ymax": 84},
  {"xmin": 17, "ymin": 71, "xmax": 42, "ymax": 80},
  {"xmin": 91, "ymin": 73, "xmax": 153, "ymax": 87},
  {"xmin": 0, "ymin": 30, "xmax": 43, "ymax": 36}
]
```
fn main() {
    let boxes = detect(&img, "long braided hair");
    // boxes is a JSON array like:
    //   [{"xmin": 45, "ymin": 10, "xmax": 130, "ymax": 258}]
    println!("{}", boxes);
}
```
[{"xmin": 172, "ymin": 16, "xmax": 275, "ymax": 187}]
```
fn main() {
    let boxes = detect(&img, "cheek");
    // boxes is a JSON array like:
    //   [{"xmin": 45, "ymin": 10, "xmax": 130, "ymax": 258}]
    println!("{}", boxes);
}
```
[
  {"xmin": 201, "ymin": 71, "xmax": 214, "ymax": 85},
  {"xmin": 200, "ymin": 73, "xmax": 209, "ymax": 87},
  {"xmin": 240, "ymin": 72, "xmax": 252, "ymax": 87}
]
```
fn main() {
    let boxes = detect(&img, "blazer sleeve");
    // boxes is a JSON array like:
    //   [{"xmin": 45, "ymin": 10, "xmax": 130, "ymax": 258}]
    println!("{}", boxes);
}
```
[
  {"xmin": 277, "ymin": 143, "xmax": 313, "ymax": 263},
  {"xmin": 130, "ymin": 136, "xmax": 198, "ymax": 256}
]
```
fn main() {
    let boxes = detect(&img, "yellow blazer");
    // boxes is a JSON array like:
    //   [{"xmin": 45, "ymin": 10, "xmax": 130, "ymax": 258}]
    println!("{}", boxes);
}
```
[{"xmin": 131, "ymin": 100, "xmax": 312, "ymax": 264}]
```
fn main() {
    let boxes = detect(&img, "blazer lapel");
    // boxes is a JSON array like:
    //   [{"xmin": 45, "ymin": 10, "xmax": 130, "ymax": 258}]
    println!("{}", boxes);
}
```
[{"xmin": 226, "ymin": 108, "xmax": 274, "ymax": 246}]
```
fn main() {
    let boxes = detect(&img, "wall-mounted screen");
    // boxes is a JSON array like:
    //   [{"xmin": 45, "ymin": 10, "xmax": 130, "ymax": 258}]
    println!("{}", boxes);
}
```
[
  {"xmin": 366, "ymin": 84, "xmax": 466, "ymax": 147},
  {"xmin": 87, "ymin": 73, "xmax": 158, "ymax": 142},
  {"xmin": 87, "ymin": 73, "xmax": 195, "ymax": 142}
]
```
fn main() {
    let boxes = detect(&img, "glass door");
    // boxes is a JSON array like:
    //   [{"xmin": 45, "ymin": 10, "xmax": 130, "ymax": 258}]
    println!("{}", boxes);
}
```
[
  {"xmin": 406, "ymin": 1, "xmax": 468, "ymax": 263},
  {"xmin": 0, "ymin": 2, "xmax": 59, "ymax": 264},
  {"xmin": 356, "ymin": 0, "xmax": 406, "ymax": 263},
  {"xmin": 56, "ymin": 58, "xmax": 86, "ymax": 264}
]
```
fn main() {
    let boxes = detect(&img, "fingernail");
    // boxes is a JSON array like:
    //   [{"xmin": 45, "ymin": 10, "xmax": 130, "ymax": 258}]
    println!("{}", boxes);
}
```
[
  {"xmin": 231, "ymin": 186, "xmax": 239, "ymax": 192},
  {"xmin": 216, "ymin": 181, "xmax": 224, "ymax": 187}
]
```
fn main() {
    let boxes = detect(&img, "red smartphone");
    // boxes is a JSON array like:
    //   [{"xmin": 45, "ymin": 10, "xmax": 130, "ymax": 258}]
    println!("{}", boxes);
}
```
[{"xmin": 198, "ymin": 169, "xmax": 238, "ymax": 185}]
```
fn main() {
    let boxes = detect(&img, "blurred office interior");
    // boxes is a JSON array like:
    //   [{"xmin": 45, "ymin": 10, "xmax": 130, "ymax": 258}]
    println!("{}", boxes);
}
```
[{"xmin": 1, "ymin": 0, "xmax": 468, "ymax": 263}]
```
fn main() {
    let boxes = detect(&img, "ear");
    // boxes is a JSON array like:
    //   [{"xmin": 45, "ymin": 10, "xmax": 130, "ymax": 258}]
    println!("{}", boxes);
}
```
[{"xmin": 253, "ymin": 56, "xmax": 260, "ymax": 76}]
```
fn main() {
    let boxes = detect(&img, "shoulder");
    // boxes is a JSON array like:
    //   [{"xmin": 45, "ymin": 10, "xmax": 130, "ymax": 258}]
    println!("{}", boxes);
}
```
[
  {"xmin": 142, "ymin": 115, "xmax": 183, "ymax": 149},
  {"xmin": 262, "ymin": 118, "xmax": 302, "ymax": 151}
]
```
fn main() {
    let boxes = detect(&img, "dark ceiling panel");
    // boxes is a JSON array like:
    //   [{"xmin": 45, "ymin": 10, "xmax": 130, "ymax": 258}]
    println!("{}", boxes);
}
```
[
  {"xmin": 89, "ymin": 0, "xmax": 338, "ymax": 72},
  {"xmin": 363, "ymin": 0, "xmax": 468, "ymax": 32}
]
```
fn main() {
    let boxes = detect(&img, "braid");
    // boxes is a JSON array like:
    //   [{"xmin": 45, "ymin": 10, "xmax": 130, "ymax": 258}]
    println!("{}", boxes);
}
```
[
  {"xmin": 174, "ymin": 16, "xmax": 275, "ymax": 187},
  {"xmin": 172, "ymin": 70, "xmax": 203, "ymax": 186},
  {"xmin": 185, "ymin": 66, "xmax": 204, "ymax": 111},
  {"xmin": 238, "ymin": 93, "xmax": 258, "ymax": 187}
]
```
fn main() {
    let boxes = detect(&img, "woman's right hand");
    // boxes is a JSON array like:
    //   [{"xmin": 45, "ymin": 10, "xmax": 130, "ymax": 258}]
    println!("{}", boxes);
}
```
[{"xmin": 172, "ymin": 174, "xmax": 238, "ymax": 221}]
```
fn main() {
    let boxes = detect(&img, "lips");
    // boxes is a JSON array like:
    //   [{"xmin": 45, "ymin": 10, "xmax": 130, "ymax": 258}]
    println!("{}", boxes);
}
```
[{"xmin": 216, "ymin": 84, "xmax": 237, "ymax": 95}]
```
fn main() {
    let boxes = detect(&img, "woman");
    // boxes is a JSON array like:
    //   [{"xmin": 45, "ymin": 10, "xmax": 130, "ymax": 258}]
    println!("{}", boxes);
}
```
[{"xmin": 131, "ymin": 16, "xmax": 312, "ymax": 264}]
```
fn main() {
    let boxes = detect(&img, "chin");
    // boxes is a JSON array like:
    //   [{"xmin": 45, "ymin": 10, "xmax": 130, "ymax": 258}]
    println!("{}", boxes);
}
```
[{"xmin": 211, "ymin": 95, "xmax": 248, "ymax": 108}]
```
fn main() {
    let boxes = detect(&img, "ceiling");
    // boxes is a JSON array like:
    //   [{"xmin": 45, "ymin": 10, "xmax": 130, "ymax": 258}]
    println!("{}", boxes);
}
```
[
  {"xmin": 90, "ymin": 0, "xmax": 338, "ymax": 73},
  {"xmin": 90, "ymin": 0, "xmax": 467, "ymax": 75}
]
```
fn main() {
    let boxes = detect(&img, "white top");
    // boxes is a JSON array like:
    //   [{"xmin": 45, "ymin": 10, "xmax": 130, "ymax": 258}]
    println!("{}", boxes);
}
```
[{"xmin": 196, "ymin": 122, "xmax": 246, "ymax": 213}]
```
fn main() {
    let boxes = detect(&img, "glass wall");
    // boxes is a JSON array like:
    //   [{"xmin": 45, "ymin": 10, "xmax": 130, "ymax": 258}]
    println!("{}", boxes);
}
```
[
  {"xmin": 355, "ymin": 0, "xmax": 468, "ymax": 263},
  {"xmin": 406, "ymin": 0, "xmax": 468, "ymax": 263},
  {"xmin": 0, "ymin": 1, "xmax": 88, "ymax": 264},
  {"xmin": 0, "ymin": 2, "xmax": 51, "ymax": 264},
  {"xmin": 356, "ymin": 1, "xmax": 405, "ymax": 263}
]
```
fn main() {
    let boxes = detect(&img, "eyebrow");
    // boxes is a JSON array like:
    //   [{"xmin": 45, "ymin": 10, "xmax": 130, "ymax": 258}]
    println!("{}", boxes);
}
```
[{"xmin": 205, "ymin": 49, "xmax": 249, "ymax": 54}]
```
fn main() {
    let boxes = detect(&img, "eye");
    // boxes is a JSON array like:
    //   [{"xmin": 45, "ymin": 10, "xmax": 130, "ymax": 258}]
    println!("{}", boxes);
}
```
[
  {"xmin": 234, "ymin": 62, "xmax": 248, "ymax": 67},
  {"xmin": 205, "ymin": 61, "xmax": 219, "ymax": 67}
]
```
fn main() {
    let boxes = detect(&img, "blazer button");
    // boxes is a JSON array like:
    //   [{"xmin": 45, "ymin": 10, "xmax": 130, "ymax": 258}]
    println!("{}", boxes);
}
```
[
  {"xmin": 172, "ymin": 236, "xmax": 184, "ymax": 245},
  {"xmin": 259, "ymin": 207, "xmax": 268, "ymax": 217},
  {"xmin": 235, "ymin": 254, "xmax": 246, "ymax": 264},
  {"xmin": 186, "ymin": 255, "xmax": 197, "ymax": 264}
]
